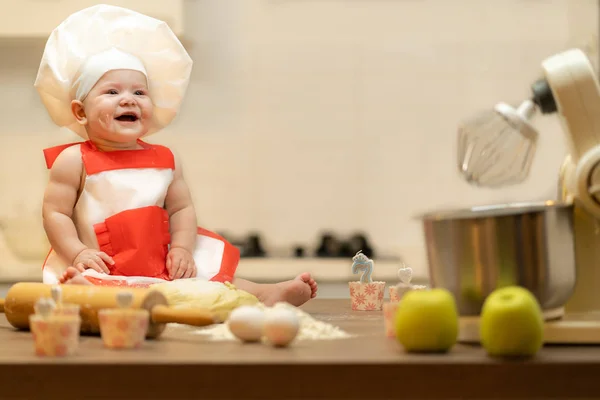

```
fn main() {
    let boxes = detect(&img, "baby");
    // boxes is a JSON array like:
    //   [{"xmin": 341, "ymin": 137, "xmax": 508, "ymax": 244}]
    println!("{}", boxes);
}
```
[{"xmin": 36, "ymin": 5, "xmax": 317, "ymax": 307}]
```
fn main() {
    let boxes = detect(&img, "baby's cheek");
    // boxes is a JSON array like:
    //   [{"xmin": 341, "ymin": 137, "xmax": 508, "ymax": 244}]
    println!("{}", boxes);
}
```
[{"xmin": 141, "ymin": 100, "xmax": 153, "ymax": 116}]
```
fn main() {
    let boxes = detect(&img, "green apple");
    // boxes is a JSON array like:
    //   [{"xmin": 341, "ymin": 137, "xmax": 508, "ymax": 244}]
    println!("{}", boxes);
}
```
[
  {"xmin": 395, "ymin": 288, "xmax": 459, "ymax": 353},
  {"xmin": 480, "ymin": 286, "xmax": 544, "ymax": 358}
]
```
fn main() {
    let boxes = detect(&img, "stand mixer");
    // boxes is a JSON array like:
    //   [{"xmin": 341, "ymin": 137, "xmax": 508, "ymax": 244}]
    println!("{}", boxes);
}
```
[{"xmin": 456, "ymin": 48, "xmax": 600, "ymax": 344}]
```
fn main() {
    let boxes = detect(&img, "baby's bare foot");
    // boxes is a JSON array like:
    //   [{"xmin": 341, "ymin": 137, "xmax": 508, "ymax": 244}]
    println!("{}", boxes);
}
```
[
  {"xmin": 298, "ymin": 272, "xmax": 318, "ymax": 299},
  {"xmin": 58, "ymin": 267, "xmax": 78, "ymax": 284},
  {"xmin": 60, "ymin": 267, "xmax": 92, "ymax": 285},
  {"xmin": 261, "ymin": 273, "xmax": 316, "ymax": 307}
]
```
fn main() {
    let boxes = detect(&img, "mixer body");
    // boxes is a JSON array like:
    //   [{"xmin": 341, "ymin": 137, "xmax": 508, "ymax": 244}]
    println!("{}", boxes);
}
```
[
  {"xmin": 560, "ymin": 156, "xmax": 600, "ymax": 314},
  {"xmin": 544, "ymin": 49, "xmax": 600, "ymax": 314}
]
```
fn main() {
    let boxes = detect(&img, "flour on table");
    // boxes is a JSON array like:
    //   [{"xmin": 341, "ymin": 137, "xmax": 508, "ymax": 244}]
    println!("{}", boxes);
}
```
[{"xmin": 187, "ymin": 302, "xmax": 351, "ymax": 341}]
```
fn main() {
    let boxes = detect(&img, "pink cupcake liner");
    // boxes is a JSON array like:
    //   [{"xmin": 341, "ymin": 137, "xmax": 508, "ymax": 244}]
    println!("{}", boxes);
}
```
[
  {"xmin": 389, "ymin": 283, "xmax": 427, "ymax": 302},
  {"xmin": 98, "ymin": 309, "xmax": 150, "ymax": 349},
  {"xmin": 349, "ymin": 281, "xmax": 385, "ymax": 311},
  {"xmin": 383, "ymin": 301, "xmax": 399, "ymax": 337},
  {"xmin": 389, "ymin": 286, "xmax": 401, "ymax": 302},
  {"xmin": 30, "ymin": 314, "xmax": 81, "ymax": 357},
  {"xmin": 52, "ymin": 303, "xmax": 81, "ymax": 316}
]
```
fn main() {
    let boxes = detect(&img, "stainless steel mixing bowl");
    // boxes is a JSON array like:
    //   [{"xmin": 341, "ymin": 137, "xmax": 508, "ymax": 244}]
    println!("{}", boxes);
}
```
[{"xmin": 419, "ymin": 201, "xmax": 576, "ymax": 316}]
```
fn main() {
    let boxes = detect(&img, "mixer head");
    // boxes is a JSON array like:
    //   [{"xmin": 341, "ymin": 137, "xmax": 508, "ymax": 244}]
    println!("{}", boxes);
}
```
[
  {"xmin": 457, "ymin": 100, "xmax": 540, "ymax": 187},
  {"xmin": 457, "ymin": 48, "xmax": 600, "ymax": 190}
]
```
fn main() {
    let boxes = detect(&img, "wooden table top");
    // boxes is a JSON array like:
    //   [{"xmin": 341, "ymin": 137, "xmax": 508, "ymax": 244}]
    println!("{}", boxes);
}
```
[{"xmin": 0, "ymin": 299, "xmax": 599, "ymax": 399}]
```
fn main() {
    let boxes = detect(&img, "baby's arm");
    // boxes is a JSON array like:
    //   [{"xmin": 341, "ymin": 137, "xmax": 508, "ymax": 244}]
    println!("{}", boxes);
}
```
[
  {"xmin": 165, "ymin": 152, "xmax": 197, "ymax": 251},
  {"xmin": 165, "ymin": 151, "xmax": 198, "ymax": 278},
  {"xmin": 42, "ymin": 146, "xmax": 112, "ymax": 273},
  {"xmin": 42, "ymin": 146, "xmax": 87, "ymax": 264}
]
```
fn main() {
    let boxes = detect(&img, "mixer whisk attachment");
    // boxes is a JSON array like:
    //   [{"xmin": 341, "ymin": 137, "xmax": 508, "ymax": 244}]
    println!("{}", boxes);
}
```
[{"xmin": 457, "ymin": 100, "xmax": 539, "ymax": 187}]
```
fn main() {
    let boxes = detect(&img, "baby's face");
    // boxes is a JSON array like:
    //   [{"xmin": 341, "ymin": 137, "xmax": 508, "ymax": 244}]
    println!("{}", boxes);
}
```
[{"xmin": 73, "ymin": 69, "xmax": 153, "ymax": 143}]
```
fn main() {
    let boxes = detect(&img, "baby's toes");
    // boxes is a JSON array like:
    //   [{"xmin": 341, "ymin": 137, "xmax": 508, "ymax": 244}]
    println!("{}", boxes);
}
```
[{"xmin": 296, "ymin": 272, "xmax": 311, "ymax": 283}]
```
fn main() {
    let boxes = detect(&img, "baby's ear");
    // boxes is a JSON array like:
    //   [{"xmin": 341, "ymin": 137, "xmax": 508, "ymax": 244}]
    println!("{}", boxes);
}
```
[{"xmin": 71, "ymin": 100, "xmax": 87, "ymax": 125}]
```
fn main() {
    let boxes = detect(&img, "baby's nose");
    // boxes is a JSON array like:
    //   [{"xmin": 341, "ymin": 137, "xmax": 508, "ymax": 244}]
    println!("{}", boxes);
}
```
[{"xmin": 119, "ymin": 94, "xmax": 136, "ymax": 105}]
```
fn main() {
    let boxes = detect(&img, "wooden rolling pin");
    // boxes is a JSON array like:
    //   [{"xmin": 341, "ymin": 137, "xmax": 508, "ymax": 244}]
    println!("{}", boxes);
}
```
[{"xmin": 0, "ymin": 282, "xmax": 215, "ymax": 339}]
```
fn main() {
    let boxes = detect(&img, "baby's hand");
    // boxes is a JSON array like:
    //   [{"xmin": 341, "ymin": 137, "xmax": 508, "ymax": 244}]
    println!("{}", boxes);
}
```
[
  {"xmin": 72, "ymin": 249, "xmax": 114, "ymax": 274},
  {"xmin": 167, "ymin": 247, "xmax": 196, "ymax": 279}
]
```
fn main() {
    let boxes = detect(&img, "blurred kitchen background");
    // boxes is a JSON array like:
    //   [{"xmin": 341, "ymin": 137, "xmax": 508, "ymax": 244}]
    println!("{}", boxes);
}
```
[{"xmin": 0, "ymin": 0, "xmax": 597, "ymax": 297}]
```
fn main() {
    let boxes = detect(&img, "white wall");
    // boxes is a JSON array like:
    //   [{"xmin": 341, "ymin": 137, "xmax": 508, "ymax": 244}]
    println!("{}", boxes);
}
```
[{"xmin": 0, "ymin": 0, "xmax": 597, "ymax": 279}]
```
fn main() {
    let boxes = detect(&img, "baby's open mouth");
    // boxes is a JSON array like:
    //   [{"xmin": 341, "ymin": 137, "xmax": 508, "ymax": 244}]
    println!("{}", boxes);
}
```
[{"xmin": 115, "ymin": 112, "xmax": 139, "ymax": 122}]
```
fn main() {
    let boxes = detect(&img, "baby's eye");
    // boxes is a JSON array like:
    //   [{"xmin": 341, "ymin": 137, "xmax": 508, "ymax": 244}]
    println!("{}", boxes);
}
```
[
  {"xmin": 134, "ymin": 90, "xmax": 146, "ymax": 96},
  {"xmin": 107, "ymin": 89, "xmax": 118, "ymax": 95}
]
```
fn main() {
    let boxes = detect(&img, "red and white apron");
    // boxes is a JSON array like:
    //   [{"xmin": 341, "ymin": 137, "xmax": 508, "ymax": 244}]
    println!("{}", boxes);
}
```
[{"xmin": 41, "ymin": 140, "xmax": 240, "ymax": 288}]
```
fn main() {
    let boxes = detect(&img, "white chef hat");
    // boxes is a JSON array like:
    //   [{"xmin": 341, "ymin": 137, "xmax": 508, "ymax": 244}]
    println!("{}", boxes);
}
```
[{"xmin": 34, "ymin": 4, "xmax": 193, "ymax": 139}]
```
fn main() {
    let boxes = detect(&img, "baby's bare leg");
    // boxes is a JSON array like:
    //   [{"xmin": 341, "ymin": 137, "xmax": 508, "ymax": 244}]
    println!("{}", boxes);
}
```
[{"xmin": 233, "ymin": 273, "xmax": 318, "ymax": 307}]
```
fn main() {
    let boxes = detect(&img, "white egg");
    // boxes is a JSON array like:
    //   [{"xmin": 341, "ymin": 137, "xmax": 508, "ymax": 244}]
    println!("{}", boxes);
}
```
[
  {"xmin": 227, "ymin": 306, "xmax": 265, "ymax": 343},
  {"xmin": 263, "ymin": 308, "xmax": 300, "ymax": 347}
]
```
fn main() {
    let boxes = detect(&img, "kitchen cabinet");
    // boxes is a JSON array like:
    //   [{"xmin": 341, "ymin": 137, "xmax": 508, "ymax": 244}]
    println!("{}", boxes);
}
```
[{"xmin": 0, "ymin": 0, "xmax": 184, "ymax": 38}]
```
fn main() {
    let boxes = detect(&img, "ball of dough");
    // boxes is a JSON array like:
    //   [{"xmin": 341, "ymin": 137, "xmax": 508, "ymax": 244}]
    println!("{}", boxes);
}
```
[{"xmin": 150, "ymin": 279, "xmax": 259, "ymax": 322}]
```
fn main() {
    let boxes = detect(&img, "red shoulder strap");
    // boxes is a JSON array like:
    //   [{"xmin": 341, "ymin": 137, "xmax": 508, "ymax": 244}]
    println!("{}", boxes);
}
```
[
  {"xmin": 44, "ymin": 140, "xmax": 175, "ymax": 173},
  {"xmin": 43, "ymin": 142, "xmax": 83, "ymax": 169},
  {"xmin": 81, "ymin": 140, "xmax": 175, "ymax": 175}
]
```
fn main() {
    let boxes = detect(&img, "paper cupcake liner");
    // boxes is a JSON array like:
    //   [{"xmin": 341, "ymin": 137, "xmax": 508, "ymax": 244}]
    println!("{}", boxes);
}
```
[
  {"xmin": 389, "ymin": 284, "xmax": 427, "ymax": 302},
  {"xmin": 383, "ymin": 301, "xmax": 399, "ymax": 337},
  {"xmin": 98, "ymin": 309, "xmax": 150, "ymax": 349},
  {"xmin": 53, "ymin": 303, "xmax": 81, "ymax": 316},
  {"xmin": 30, "ymin": 314, "xmax": 81, "ymax": 357},
  {"xmin": 349, "ymin": 281, "xmax": 385, "ymax": 311}
]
